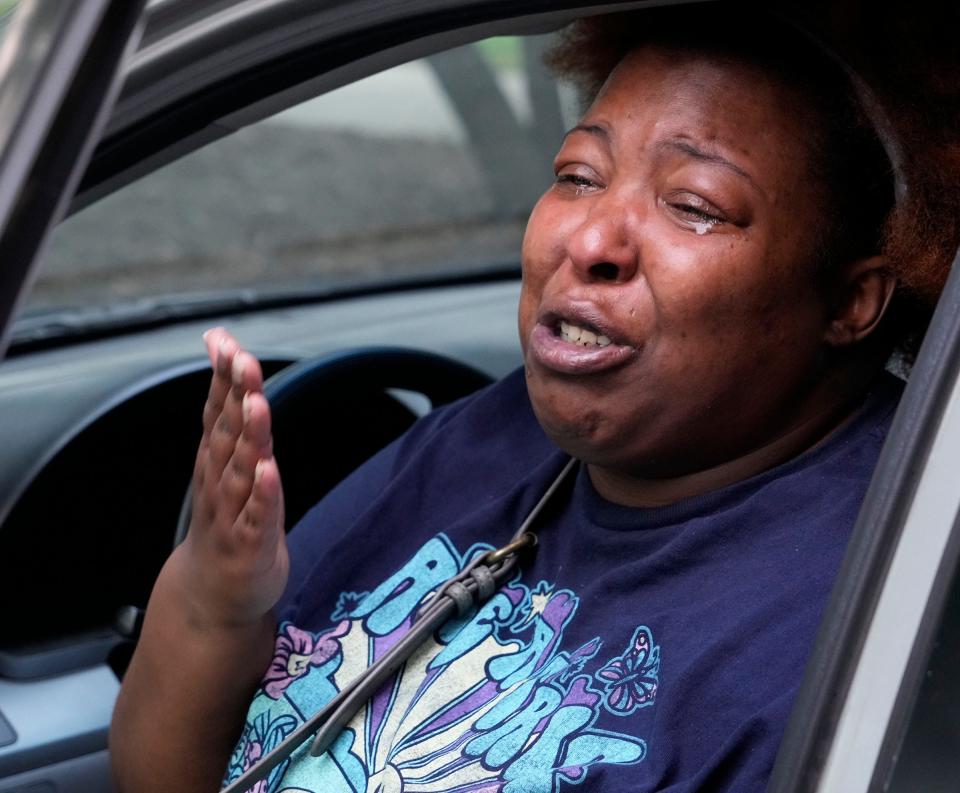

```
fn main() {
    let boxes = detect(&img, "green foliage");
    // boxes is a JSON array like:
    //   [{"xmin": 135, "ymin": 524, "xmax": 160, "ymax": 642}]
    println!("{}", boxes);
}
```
[{"xmin": 475, "ymin": 37, "xmax": 522, "ymax": 71}]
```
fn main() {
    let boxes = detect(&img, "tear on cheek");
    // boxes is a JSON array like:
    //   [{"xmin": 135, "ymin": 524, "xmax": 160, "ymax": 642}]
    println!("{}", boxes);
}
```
[{"xmin": 693, "ymin": 219, "xmax": 724, "ymax": 235}]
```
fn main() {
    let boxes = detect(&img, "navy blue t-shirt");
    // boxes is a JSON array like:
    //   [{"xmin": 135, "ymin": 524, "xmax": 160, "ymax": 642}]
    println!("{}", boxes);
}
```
[{"xmin": 224, "ymin": 367, "xmax": 900, "ymax": 793}]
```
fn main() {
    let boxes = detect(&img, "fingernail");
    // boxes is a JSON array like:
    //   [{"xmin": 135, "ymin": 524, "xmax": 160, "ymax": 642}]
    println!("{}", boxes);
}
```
[
  {"xmin": 242, "ymin": 393, "xmax": 252, "ymax": 423},
  {"xmin": 254, "ymin": 459, "xmax": 265, "ymax": 483},
  {"xmin": 202, "ymin": 329, "xmax": 212, "ymax": 343}
]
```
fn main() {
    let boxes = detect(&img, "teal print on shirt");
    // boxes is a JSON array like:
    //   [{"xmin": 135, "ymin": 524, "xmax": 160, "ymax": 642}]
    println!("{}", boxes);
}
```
[{"xmin": 224, "ymin": 534, "xmax": 660, "ymax": 793}]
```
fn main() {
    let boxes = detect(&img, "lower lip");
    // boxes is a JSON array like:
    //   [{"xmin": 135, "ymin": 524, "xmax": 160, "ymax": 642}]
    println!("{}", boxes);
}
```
[{"xmin": 528, "ymin": 323, "xmax": 637, "ymax": 375}]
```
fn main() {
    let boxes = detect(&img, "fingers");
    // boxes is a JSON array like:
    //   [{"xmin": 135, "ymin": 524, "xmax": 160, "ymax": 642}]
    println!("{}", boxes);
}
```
[
  {"xmin": 194, "ymin": 328, "xmax": 238, "ymax": 487},
  {"xmin": 193, "ymin": 328, "xmax": 276, "ymax": 533},
  {"xmin": 219, "ymin": 391, "xmax": 274, "ymax": 524},
  {"xmin": 206, "ymin": 351, "xmax": 264, "ymax": 482},
  {"xmin": 240, "ymin": 456, "xmax": 284, "ymax": 540},
  {"xmin": 179, "ymin": 331, "xmax": 288, "ymax": 626},
  {"xmin": 200, "ymin": 330, "xmax": 236, "ymax": 439}
]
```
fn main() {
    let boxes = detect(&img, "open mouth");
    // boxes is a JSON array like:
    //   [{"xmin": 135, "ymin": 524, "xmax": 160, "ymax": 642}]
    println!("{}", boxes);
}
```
[
  {"xmin": 529, "ymin": 311, "xmax": 637, "ymax": 375},
  {"xmin": 556, "ymin": 319, "xmax": 613, "ymax": 348}
]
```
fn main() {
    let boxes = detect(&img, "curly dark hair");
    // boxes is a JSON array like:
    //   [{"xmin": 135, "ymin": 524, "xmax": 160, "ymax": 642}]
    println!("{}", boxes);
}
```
[{"xmin": 546, "ymin": 2, "xmax": 960, "ymax": 354}]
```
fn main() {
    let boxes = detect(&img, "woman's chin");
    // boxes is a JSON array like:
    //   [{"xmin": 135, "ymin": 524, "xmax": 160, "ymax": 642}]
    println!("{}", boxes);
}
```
[{"xmin": 526, "ymin": 381, "xmax": 626, "ymax": 462}]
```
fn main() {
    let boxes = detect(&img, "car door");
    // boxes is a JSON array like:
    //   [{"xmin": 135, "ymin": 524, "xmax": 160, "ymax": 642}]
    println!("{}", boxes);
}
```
[
  {"xmin": 0, "ymin": 0, "xmax": 147, "ymax": 356},
  {"xmin": 0, "ymin": 1, "xmax": 147, "ymax": 788}
]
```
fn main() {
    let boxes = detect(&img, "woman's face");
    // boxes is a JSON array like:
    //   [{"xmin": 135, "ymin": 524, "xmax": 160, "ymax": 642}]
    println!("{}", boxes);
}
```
[{"xmin": 520, "ymin": 47, "xmax": 836, "ymax": 476}]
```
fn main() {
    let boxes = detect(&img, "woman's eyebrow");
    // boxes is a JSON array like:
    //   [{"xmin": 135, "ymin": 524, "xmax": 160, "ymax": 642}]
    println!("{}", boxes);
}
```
[
  {"xmin": 657, "ymin": 138, "xmax": 761, "ymax": 192},
  {"xmin": 563, "ymin": 123, "xmax": 610, "ymax": 143}
]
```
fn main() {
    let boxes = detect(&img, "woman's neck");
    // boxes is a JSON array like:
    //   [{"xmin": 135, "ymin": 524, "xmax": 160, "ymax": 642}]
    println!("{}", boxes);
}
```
[{"xmin": 587, "ymin": 372, "xmax": 879, "ymax": 508}]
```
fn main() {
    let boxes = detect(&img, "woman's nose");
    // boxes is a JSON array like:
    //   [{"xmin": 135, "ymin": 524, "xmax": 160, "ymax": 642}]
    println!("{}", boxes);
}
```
[{"xmin": 566, "ymin": 198, "xmax": 640, "ymax": 284}]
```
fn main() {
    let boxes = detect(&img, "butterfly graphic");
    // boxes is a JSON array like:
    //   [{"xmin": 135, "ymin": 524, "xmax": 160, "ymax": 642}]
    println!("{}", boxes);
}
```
[{"xmin": 596, "ymin": 625, "xmax": 660, "ymax": 716}]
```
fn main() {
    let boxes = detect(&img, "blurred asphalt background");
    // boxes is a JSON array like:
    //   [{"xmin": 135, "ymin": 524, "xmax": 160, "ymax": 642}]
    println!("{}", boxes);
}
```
[{"xmin": 28, "ymin": 38, "xmax": 576, "ymax": 314}]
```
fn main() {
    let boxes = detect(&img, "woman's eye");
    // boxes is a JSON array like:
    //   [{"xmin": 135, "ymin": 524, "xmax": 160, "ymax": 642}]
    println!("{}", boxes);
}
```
[
  {"xmin": 555, "ymin": 173, "xmax": 599, "ymax": 193},
  {"xmin": 665, "ymin": 196, "xmax": 728, "ymax": 233}
]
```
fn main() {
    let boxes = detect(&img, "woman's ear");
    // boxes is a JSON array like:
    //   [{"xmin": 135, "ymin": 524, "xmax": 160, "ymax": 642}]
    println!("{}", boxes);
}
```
[{"xmin": 824, "ymin": 255, "xmax": 898, "ymax": 347}]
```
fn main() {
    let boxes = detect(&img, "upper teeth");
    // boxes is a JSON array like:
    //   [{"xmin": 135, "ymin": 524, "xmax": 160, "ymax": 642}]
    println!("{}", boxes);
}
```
[{"xmin": 560, "ymin": 320, "xmax": 612, "ymax": 347}]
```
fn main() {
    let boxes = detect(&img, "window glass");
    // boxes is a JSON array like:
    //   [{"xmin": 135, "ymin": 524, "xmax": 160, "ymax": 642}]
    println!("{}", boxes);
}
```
[{"xmin": 24, "ymin": 35, "xmax": 578, "ymax": 319}]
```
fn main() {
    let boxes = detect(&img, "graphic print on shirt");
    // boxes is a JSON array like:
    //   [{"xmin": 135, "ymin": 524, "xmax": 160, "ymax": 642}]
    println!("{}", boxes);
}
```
[{"xmin": 225, "ymin": 534, "xmax": 661, "ymax": 793}]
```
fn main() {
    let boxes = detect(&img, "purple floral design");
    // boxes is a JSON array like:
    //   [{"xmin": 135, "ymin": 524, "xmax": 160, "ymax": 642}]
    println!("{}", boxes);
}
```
[
  {"xmin": 241, "ymin": 745, "xmax": 273, "ymax": 793},
  {"xmin": 224, "ymin": 711, "xmax": 297, "ymax": 790},
  {"xmin": 596, "ymin": 625, "xmax": 660, "ymax": 716},
  {"xmin": 243, "ymin": 739, "xmax": 262, "ymax": 768},
  {"xmin": 262, "ymin": 620, "xmax": 349, "ymax": 699}
]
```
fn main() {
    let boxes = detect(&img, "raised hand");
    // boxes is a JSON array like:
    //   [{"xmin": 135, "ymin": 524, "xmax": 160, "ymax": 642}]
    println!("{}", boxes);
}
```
[
  {"xmin": 179, "ymin": 327, "xmax": 289, "ymax": 628},
  {"xmin": 111, "ymin": 328, "xmax": 290, "ymax": 793}
]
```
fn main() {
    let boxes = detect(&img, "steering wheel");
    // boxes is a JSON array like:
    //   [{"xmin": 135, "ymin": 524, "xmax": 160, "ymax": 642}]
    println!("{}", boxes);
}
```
[{"xmin": 174, "ymin": 347, "xmax": 492, "ymax": 546}]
